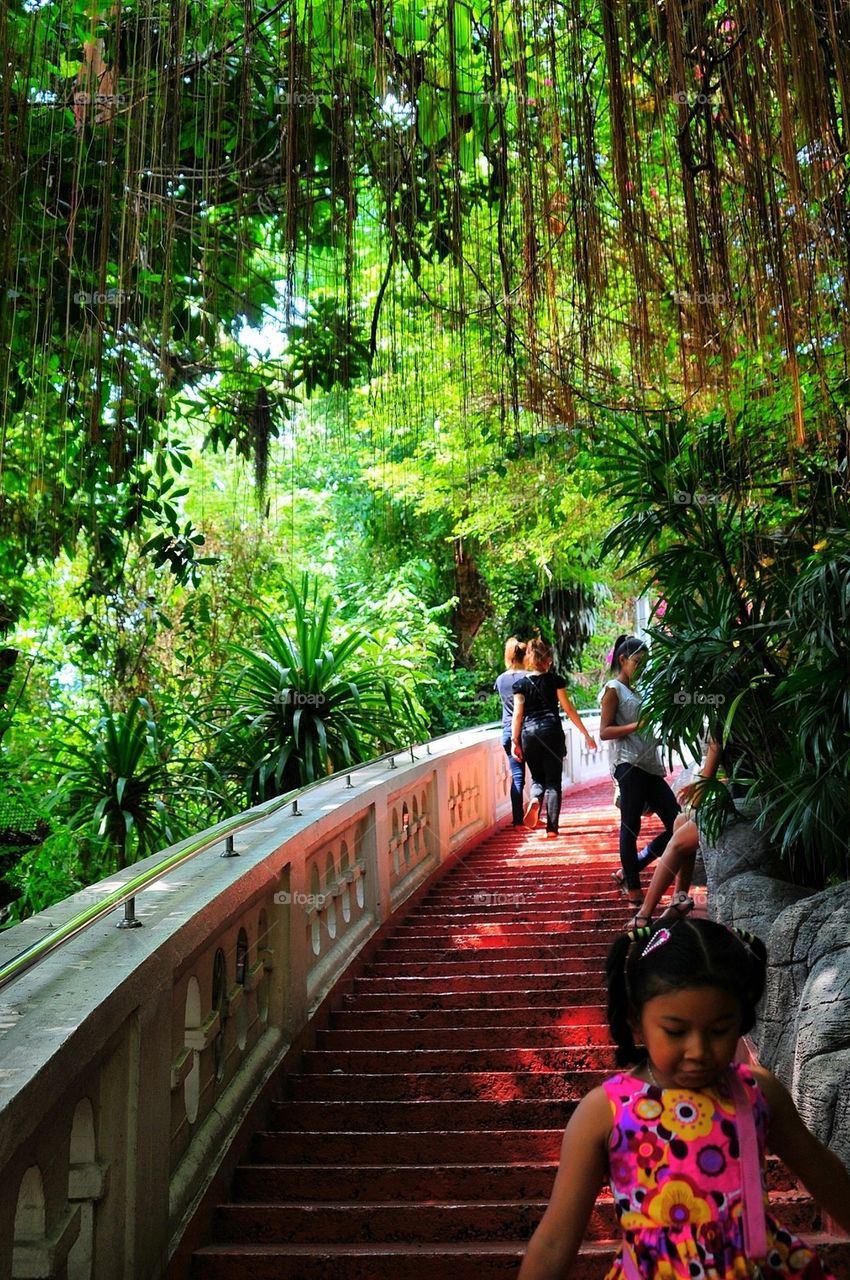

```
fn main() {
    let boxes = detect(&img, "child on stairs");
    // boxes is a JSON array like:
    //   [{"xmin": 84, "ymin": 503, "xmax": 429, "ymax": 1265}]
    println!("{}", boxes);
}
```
[{"xmin": 518, "ymin": 916, "xmax": 850, "ymax": 1279}]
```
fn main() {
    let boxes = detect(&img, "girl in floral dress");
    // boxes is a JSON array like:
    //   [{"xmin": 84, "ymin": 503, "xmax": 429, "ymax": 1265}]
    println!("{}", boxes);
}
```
[{"xmin": 518, "ymin": 917, "xmax": 850, "ymax": 1280}]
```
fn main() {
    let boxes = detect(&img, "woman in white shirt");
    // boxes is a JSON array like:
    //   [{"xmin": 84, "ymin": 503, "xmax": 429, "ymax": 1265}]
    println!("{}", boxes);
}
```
[{"xmin": 599, "ymin": 635, "xmax": 682, "ymax": 916}]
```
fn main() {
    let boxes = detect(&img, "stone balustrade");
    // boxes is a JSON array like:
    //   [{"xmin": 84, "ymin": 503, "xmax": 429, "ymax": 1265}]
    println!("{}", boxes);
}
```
[{"xmin": 0, "ymin": 716, "xmax": 611, "ymax": 1280}]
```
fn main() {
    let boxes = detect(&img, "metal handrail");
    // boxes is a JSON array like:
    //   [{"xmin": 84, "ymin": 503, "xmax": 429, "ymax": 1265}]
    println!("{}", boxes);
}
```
[
  {"xmin": 0, "ymin": 725, "xmax": 501, "ymax": 994},
  {"xmin": 0, "ymin": 789, "xmax": 297, "ymax": 994}
]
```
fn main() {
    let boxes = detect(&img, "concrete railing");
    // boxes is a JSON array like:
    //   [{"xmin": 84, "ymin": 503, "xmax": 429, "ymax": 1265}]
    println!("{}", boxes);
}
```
[{"xmin": 0, "ymin": 717, "xmax": 608, "ymax": 1280}]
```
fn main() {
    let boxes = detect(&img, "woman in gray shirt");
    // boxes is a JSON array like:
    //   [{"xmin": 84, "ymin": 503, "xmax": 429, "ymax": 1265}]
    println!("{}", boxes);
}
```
[
  {"xmin": 494, "ymin": 636, "xmax": 528, "ymax": 824},
  {"xmin": 599, "ymin": 635, "xmax": 681, "ymax": 915}
]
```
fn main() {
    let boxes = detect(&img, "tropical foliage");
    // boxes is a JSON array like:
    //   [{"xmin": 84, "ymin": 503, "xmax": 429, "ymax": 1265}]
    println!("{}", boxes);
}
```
[
  {"xmin": 3, "ymin": 0, "xmax": 849, "ymax": 643},
  {"xmin": 594, "ymin": 397, "xmax": 850, "ymax": 884},
  {"xmin": 213, "ymin": 577, "xmax": 428, "ymax": 801},
  {"xmin": 49, "ymin": 697, "xmax": 183, "ymax": 870}
]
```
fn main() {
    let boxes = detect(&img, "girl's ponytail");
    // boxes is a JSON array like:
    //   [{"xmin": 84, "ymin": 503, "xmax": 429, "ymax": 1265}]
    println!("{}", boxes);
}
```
[
  {"xmin": 730, "ymin": 926, "xmax": 767, "ymax": 965},
  {"xmin": 609, "ymin": 635, "xmax": 630, "ymax": 674},
  {"xmin": 609, "ymin": 634, "xmax": 646, "ymax": 675},
  {"xmin": 504, "ymin": 636, "xmax": 527, "ymax": 668},
  {"xmin": 727, "ymin": 927, "xmax": 768, "ymax": 1030},
  {"xmin": 605, "ymin": 933, "xmax": 646, "ymax": 1066}
]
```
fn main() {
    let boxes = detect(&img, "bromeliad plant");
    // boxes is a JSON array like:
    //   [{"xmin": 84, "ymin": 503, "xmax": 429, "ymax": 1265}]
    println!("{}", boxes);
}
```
[
  {"xmin": 49, "ymin": 697, "xmax": 181, "ymax": 872},
  {"xmin": 215, "ymin": 575, "xmax": 427, "ymax": 803}
]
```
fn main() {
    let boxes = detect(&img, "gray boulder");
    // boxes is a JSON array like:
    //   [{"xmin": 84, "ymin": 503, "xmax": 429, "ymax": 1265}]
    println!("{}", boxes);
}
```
[{"xmin": 700, "ymin": 822, "xmax": 850, "ymax": 1169}]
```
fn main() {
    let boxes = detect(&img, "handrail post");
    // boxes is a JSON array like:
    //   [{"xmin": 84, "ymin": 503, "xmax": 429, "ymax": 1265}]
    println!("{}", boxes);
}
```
[{"xmin": 116, "ymin": 897, "xmax": 143, "ymax": 929}]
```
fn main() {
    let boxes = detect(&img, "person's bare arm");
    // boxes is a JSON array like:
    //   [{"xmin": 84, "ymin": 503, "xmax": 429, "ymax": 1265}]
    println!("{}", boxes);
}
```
[
  {"xmin": 678, "ymin": 739, "xmax": 723, "ymax": 807},
  {"xmin": 511, "ymin": 694, "xmax": 525, "ymax": 760},
  {"xmin": 518, "ymin": 1086, "xmax": 611, "ymax": 1278},
  {"xmin": 599, "ymin": 686, "xmax": 638, "ymax": 741},
  {"xmin": 557, "ymin": 688, "xmax": 597, "ymax": 749},
  {"xmin": 754, "ymin": 1065, "xmax": 850, "ymax": 1234}
]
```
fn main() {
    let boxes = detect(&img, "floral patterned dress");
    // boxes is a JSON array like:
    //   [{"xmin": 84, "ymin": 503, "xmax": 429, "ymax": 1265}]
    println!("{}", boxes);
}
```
[{"xmin": 602, "ymin": 1063, "xmax": 835, "ymax": 1280}]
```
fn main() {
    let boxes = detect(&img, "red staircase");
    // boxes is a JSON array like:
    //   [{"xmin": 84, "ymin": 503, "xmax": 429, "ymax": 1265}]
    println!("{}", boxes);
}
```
[{"xmin": 189, "ymin": 779, "xmax": 850, "ymax": 1280}]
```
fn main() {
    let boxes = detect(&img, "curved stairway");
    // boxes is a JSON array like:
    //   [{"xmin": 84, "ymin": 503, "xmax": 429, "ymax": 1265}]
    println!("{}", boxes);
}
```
[{"xmin": 189, "ymin": 779, "xmax": 850, "ymax": 1280}]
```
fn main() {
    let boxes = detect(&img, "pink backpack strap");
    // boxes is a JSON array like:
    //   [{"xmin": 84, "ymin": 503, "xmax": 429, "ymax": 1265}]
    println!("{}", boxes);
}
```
[
  {"xmin": 727, "ymin": 1067, "xmax": 768, "ymax": 1262},
  {"xmin": 619, "ymin": 1241, "xmax": 643, "ymax": 1280}
]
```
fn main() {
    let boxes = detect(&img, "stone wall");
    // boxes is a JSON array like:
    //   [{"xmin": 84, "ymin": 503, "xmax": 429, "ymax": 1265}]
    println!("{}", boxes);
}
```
[{"xmin": 700, "ymin": 820, "xmax": 850, "ymax": 1171}]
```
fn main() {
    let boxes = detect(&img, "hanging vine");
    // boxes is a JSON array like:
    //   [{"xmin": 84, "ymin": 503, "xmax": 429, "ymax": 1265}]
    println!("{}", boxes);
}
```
[{"xmin": 0, "ymin": 0, "xmax": 848, "ymax": 640}]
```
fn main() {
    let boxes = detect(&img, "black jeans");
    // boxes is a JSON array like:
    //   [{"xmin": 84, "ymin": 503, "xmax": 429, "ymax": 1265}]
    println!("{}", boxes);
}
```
[
  {"xmin": 614, "ymin": 762, "xmax": 680, "ymax": 890},
  {"xmin": 522, "ymin": 720, "xmax": 566, "ymax": 833}
]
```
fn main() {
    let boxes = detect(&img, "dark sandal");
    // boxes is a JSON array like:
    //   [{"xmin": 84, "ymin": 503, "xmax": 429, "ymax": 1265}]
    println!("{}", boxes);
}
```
[
  {"xmin": 659, "ymin": 892, "xmax": 694, "ymax": 921},
  {"xmin": 626, "ymin": 911, "xmax": 652, "ymax": 931},
  {"xmin": 611, "ymin": 868, "xmax": 628, "ymax": 896}
]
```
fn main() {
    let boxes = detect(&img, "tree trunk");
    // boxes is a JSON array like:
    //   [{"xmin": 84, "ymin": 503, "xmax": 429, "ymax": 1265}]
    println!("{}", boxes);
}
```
[
  {"xmin": 0, "ymin": 648, "xmax": 19, "ymax": 745},
  {"xmin": 452, "ymin": 540, "xmax": 490, "ymax": 666}
]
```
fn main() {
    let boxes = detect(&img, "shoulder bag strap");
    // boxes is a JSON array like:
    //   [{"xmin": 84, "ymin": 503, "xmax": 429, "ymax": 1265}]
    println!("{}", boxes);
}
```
[
  {"xmin": 727, "ymin": 1067, "xmax": 768, "ymax": 1262},
  {"xmin": 619, "ymin": 1239, "xmax": 643, "ymax": 1280}
]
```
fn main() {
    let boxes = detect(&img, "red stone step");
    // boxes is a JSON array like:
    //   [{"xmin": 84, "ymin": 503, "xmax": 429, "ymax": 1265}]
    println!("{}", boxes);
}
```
[
  {"xmin": 327, "ymin": 1004, "xmax": 607, "ymax": 1030},
  {"xmin": 300, "ymin": 1046, "xmax": 616, "ymax": 1072},
  {"xmin": 248, "ymin": 1128, "xmax": 565, "ymax": 1165},
  {"xmin": 232, "ymin": 1154, "xmax": 804, "ymax": 1202},
  {"xmin": 378, "ymin": 933, "xmax": 613, "ymax": 953},
  {"xmin": 343, "ymin": 984, "xmax": 601, "ymax": 1008},
  {"xmin": 212, "ymin": 1190, "xmax": 824, "ymax": 1246},
  {"xmin": 406, "ymin": 883, "xmax": 617, "ymax": 896},
  {"xmin": 405, "ymin": 907, "xmax": 620, "ymax": 922},
  {"xmin": 232, "ymin": 1162, "xmax": 564, "ymax": 1201},
  {"xmin": 352, "ymin": 967, "xmax": 607, "ymax": 992},
  {"xmin": 268, "ymin": 1097, "xmax": 576, "ymax": 1130},
  {"xmin": 376, "ymin": 943, "xmax": 610, "ymax": 960},
  {"xmin": 284, "ymin": 1068, "xmax": 606, "ymax": 1102},
  {"xmin": 210, "ymin": 1199, "xmax": 553, "ymax": 1244},
  {"xmin": 191, "ymin": 1239, "xmax": 850, "ymax": 1280},
  {"xmin": 363, "ymin": 954, "xmax": 610, "ymax": 977},
  {"xmin": 189, "ymin": 1239, "xmax": 609, "ymax": 1280},
  {"xmin": 412, "ymin": 891, "xmax": 612, "ymax": 906},
  {"xmin": 316, "ymin": 1022, "xmax": 612, "ymax": 1048}
]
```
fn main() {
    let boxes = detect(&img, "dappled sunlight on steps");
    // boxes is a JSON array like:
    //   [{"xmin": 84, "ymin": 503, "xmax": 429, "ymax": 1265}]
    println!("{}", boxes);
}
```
[{"xmin": 189, "ymin": 779, "xmax": 850, "ymax": 1280}]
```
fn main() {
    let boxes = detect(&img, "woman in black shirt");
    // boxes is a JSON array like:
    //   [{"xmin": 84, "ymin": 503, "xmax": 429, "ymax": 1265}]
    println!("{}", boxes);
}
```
[{"xmin": 511, "ymin": 638, "xmax": 597, "ymax": 837}]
